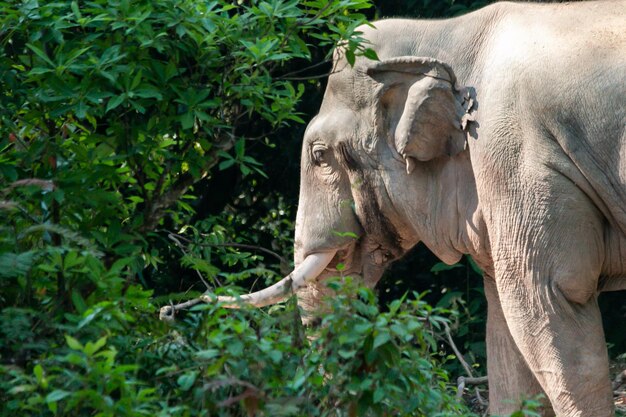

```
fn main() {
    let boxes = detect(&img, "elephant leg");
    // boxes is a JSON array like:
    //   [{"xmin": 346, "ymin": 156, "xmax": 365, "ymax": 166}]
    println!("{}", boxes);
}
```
[
  {"xmin": 484, "ymin": 276, "xmax": 554, "ymax": 416},
  {"xmin": 490, "ymin": 209, "xmax": 614, "ymax": 417},
  {"xmin": 475, "ymin": 149, "xmax": 616, "ymax": 415},
  {"xmin": 495, "ymin": 271, "xmax": 612, "ymax": 416}
]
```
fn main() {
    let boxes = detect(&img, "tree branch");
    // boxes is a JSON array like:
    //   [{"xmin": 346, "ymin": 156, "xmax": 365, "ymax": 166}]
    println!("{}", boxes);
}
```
[
  {"xmin": 141, "ymin": 172, "xmax": 198, "ymax": 232},
  {"xmin": 275, "ymin": 59, "xmax": 331, "ymax": 79},
  {"xmin": 456, "ymin": 376, "xmax": 488, "ymax": 400},
  {"xmin": 166, "ymin": 231, "xmax": 291, "ymax": 275},
  {"xmin": 444, "ymin": 322, "xmax": 487, "ymax": 405},
  {"xmin": 444, "ymin": 322, "xmax": 475, "ymax": 378},
  {"xmin": 200, "ymin": 240, "xmax": 290, "ymax": 273},
  {"xmin": 167, "ymin": 233, "xmax": 216, "ymax": 289},
  {"xmin": 140, "ymin": 132, "xmax": 236, "ymax": 232},
  {"xmin": 4, "ymin": 178, "xmax": 55, "ymax": 192},
  {"xmin": 614, "ymin": 369, "xmax": 626, "ymax": 391},
  {"xmin": 159, "ymin": 297, "xmax": 205, "ymax": 322}
]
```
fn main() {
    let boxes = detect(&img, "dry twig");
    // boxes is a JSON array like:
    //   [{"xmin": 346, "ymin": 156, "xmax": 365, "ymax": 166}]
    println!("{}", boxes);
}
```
[
  {"xmin": 443, "ymin": 322, "xmax": 487, "ymax": 406},
  {"xmin": 159, "ymin": 297, "xmax": 205, "ymax": 322},
  {"xmin": 614, "ymin": 369, "xmax": 626, "ymax": 391}
]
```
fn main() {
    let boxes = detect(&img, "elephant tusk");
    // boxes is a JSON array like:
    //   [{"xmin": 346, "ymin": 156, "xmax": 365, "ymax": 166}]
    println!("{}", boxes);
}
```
[
  {"xmin": 159, "ymin": 251, "xmax": 335, "ymax": 321},
  {"xmin": 202, "ymin": 251, "xmax": 336, "ymax": 309}
]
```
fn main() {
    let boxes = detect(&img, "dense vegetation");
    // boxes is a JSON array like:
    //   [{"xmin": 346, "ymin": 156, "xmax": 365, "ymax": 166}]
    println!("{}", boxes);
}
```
[{"xmin": 0, "ymin": 0, "xmax": 623, "ymax": 416}]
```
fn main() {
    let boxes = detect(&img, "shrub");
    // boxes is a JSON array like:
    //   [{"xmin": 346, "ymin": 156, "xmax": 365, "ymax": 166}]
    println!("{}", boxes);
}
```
[{"xmin": 2, "ymin": 280, "xmax": 472, "ymax": 416}]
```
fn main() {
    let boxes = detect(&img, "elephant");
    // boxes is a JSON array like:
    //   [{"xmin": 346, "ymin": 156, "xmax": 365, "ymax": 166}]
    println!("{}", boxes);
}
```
[{"xmin": 161, "ymin": 1, "xmax": 626, "ymax": 415}]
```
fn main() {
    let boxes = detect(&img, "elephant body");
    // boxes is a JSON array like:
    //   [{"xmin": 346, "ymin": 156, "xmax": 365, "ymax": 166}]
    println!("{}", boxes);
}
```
[{"xmin": 293, "ymin": 2, "xmax": 626, "ymax": 416}]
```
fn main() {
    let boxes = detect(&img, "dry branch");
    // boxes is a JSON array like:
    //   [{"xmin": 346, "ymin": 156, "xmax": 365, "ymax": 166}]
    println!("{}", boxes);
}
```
[
  {"xmin": 6, "ymin": 178, "xmax": 55, "ymax": 191},
  {"xmin": 159, "ymin": 297, "xmax": 205, "ymax": 322},
  {"xmin": 457, "ymin": 376, "xmax": 489, "ymax": 399},
  {"xmin": 614, "ymin": 369, "xmax": 626, "ymax": 391},
  {"xmin": 444, "ymin": 322, "xmax": 487, "ymax": 405}
]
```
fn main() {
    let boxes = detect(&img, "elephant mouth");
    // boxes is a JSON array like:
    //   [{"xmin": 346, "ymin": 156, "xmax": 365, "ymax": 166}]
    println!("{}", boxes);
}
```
[
  {"xmin": 311, "ymin": 236, "xmax": 401, "ymax": 288},
  {"xmin": 322, "ymin": 244, "xmax": 356, "ymax": 271}
]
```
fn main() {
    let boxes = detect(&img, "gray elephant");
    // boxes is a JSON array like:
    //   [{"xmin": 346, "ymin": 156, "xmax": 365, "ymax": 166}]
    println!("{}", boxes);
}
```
[{"xmin": 163, "ymin": 1, "xmax": 626, "ymax": 415}]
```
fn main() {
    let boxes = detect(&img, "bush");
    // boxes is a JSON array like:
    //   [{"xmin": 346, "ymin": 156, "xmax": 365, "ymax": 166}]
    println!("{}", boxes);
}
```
[
  {"xmin": 1, "ymin": 280, "xmax": 471, "ymax": 416},
  {"xmin": 0, "ymin": 0, "xmax": 373, "ymax": 354}
]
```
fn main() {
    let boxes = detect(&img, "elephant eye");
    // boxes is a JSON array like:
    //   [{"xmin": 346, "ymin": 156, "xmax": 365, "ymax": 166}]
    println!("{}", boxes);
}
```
[{"xmin": 311, "ymin": 145, "xmax": 328, "ymax": 166}]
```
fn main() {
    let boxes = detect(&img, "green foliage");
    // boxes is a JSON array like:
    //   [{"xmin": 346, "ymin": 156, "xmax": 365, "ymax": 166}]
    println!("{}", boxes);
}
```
[
  {"xmin": 1, "ymin": 284, "xmax": 162, "ymax": 416},
  {"xmin": 2, "ymin": 281, "xmax": 473, "ymax": 416},
  {"xmin": 429, "ymin": 256, "xmax": 486, "ymax": 376},
  {"xmin": 0, "ymin": 0, "xmax": 374, "ymax": 312},
  {"xmin": 306, "ymin": 281, "xmax": 466, "ymax": 416},
  {"xmin": 0, "ymin": 0, "xmax": 374, "ymax": 256},
  {"xmin": 500, "ymin": 397, "xmax": 543, "ymax": 417}
]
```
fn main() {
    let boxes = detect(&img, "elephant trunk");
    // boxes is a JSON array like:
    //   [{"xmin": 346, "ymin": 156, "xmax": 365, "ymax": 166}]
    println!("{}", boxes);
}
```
[{"xmin": 206, "ymin": 251, "xmax": 336, "ymax": 308}]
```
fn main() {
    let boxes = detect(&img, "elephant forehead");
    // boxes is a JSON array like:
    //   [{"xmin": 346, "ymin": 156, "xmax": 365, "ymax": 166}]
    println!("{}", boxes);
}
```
[
  {"xmin": 305, "ymin": 109, "xmax": 361, "ymax": 142},
  {"xmin": 323, "ymin": 66, "xmax": 377, "ymax": 108}
]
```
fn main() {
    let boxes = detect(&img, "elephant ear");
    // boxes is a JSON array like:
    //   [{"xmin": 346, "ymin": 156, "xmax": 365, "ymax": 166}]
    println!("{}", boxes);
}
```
[{"xmin": 367, "ymin": 56, "xmax": 470, "ymax": 170}]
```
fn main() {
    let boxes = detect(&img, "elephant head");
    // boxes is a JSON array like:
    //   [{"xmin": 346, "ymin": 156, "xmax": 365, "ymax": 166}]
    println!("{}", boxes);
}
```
[
  {"xmin": 206, "ymin": 49, "xmax": 476, "ymax": 322},
  {"xmin": 291, "ymin": 54, "xmax": 472, "ymax": 318}
]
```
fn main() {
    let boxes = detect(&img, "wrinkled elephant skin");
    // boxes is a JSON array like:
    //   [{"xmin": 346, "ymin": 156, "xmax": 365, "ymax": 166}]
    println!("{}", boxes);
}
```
[{"xmin": 289, "ymin": 2, "xmax": 626, "ymax": 416}]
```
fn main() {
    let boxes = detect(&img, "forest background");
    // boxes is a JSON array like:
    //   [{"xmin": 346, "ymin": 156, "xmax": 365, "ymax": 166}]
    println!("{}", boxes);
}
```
[{"xmin": 1, "ymin": 0, "xmax": 624, "ymax": 416}]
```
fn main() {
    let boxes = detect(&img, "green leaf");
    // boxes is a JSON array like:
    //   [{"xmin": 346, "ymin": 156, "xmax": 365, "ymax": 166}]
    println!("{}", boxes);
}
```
[
  {"xmin": 373, "ymin": 331, "xmax": 391, "ymax": 349},
  {"xmin": 109, "ymin": 257, "xmax": 133, "ymax": 274},
  {"xmin": 195, "ymin": 349, "xmax": 220, "ymax": 360},
  {"xmin": 373, "ymin": 387, "xmax": 385, "ymax": 403},
  {"xmin": 177, "ymin": 371, "xmax": 197, "ymax": 391},
  {"xmin": 234, "ymin": 138, "xmax": 245, "ymax": 159},
  {"xmin": 27, "ymin": 67, "xmax": 53, "ymax": 76},
  {"xmin": 9, "ymin": 384, "xmax": 37, "ymax": 395},
  {"xmin": 332, "ymin": 230, "xmax": 359, "ymax": 239},
  {"xmin": 84, "ymin": 337, "xmax": 107, "ymax": 356},
  {"xmin": 345, "ymin": 49, "xmax": 356, "ymax": 66},
  {"xmin": 71, "ymin": 289, "xmax": 88, "ymax": 313},
  {"xmin": 467, "ymin": 255, "xmax": 483, "ymax": 275},
  {"xmin": 25, "ymin": 43, "xmax": 55, "ymax": 67},
  {"xmin": 65, "ymin": 335, "xmax": 83, "ymax": 351},
  {"xmin": 71, "ymin": 1, "xmax": 82, "ymax": 20},
  {"xmin": 33, "ymin": 364, "xmax": 46, "ymax": 388},
  {"xmin": 218, "ymin": 159, "xmax": 236, "ymax": 170},
  {"xmin": 131, "ymin": 70, "xmax": 143, "ymax": 89},
  {"xmin": 46, "ymin": 390, "xmax": 70, "ymax": 403},
  {"xmin": 135, "ymin": 88, "xmax": 163, "ymax": 100},
  {"xmin": 362, "ymin": 48, "xmax": 379, "ymax": 61},
  {"xmin": 106, "ymin": 95, "xmax": 125, "ymax": 112},
  {"xmin": 180, "ymin": 112, "xmax": 194, "ymax": 129},
  {"xmin": 63, "ymin": 250, "xmax": 81, "ymax": 270},
  {"xmin": 226, "ymin": 340, "xmax": 244, "ymax": 356},
  {"xmin": 38, "ymin": 264, "xmax": 58, "ymax": 273},
  {"xmin": 156, "ymin": 365, "xmax": 178, "ymax": 376},
  {"xmin": 338, "ymin": 349, "xmax": 356, "ymax": 359},
  {"xmin": 0, "ymin": 252, "xmax": 35, "ymax": 278}
]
